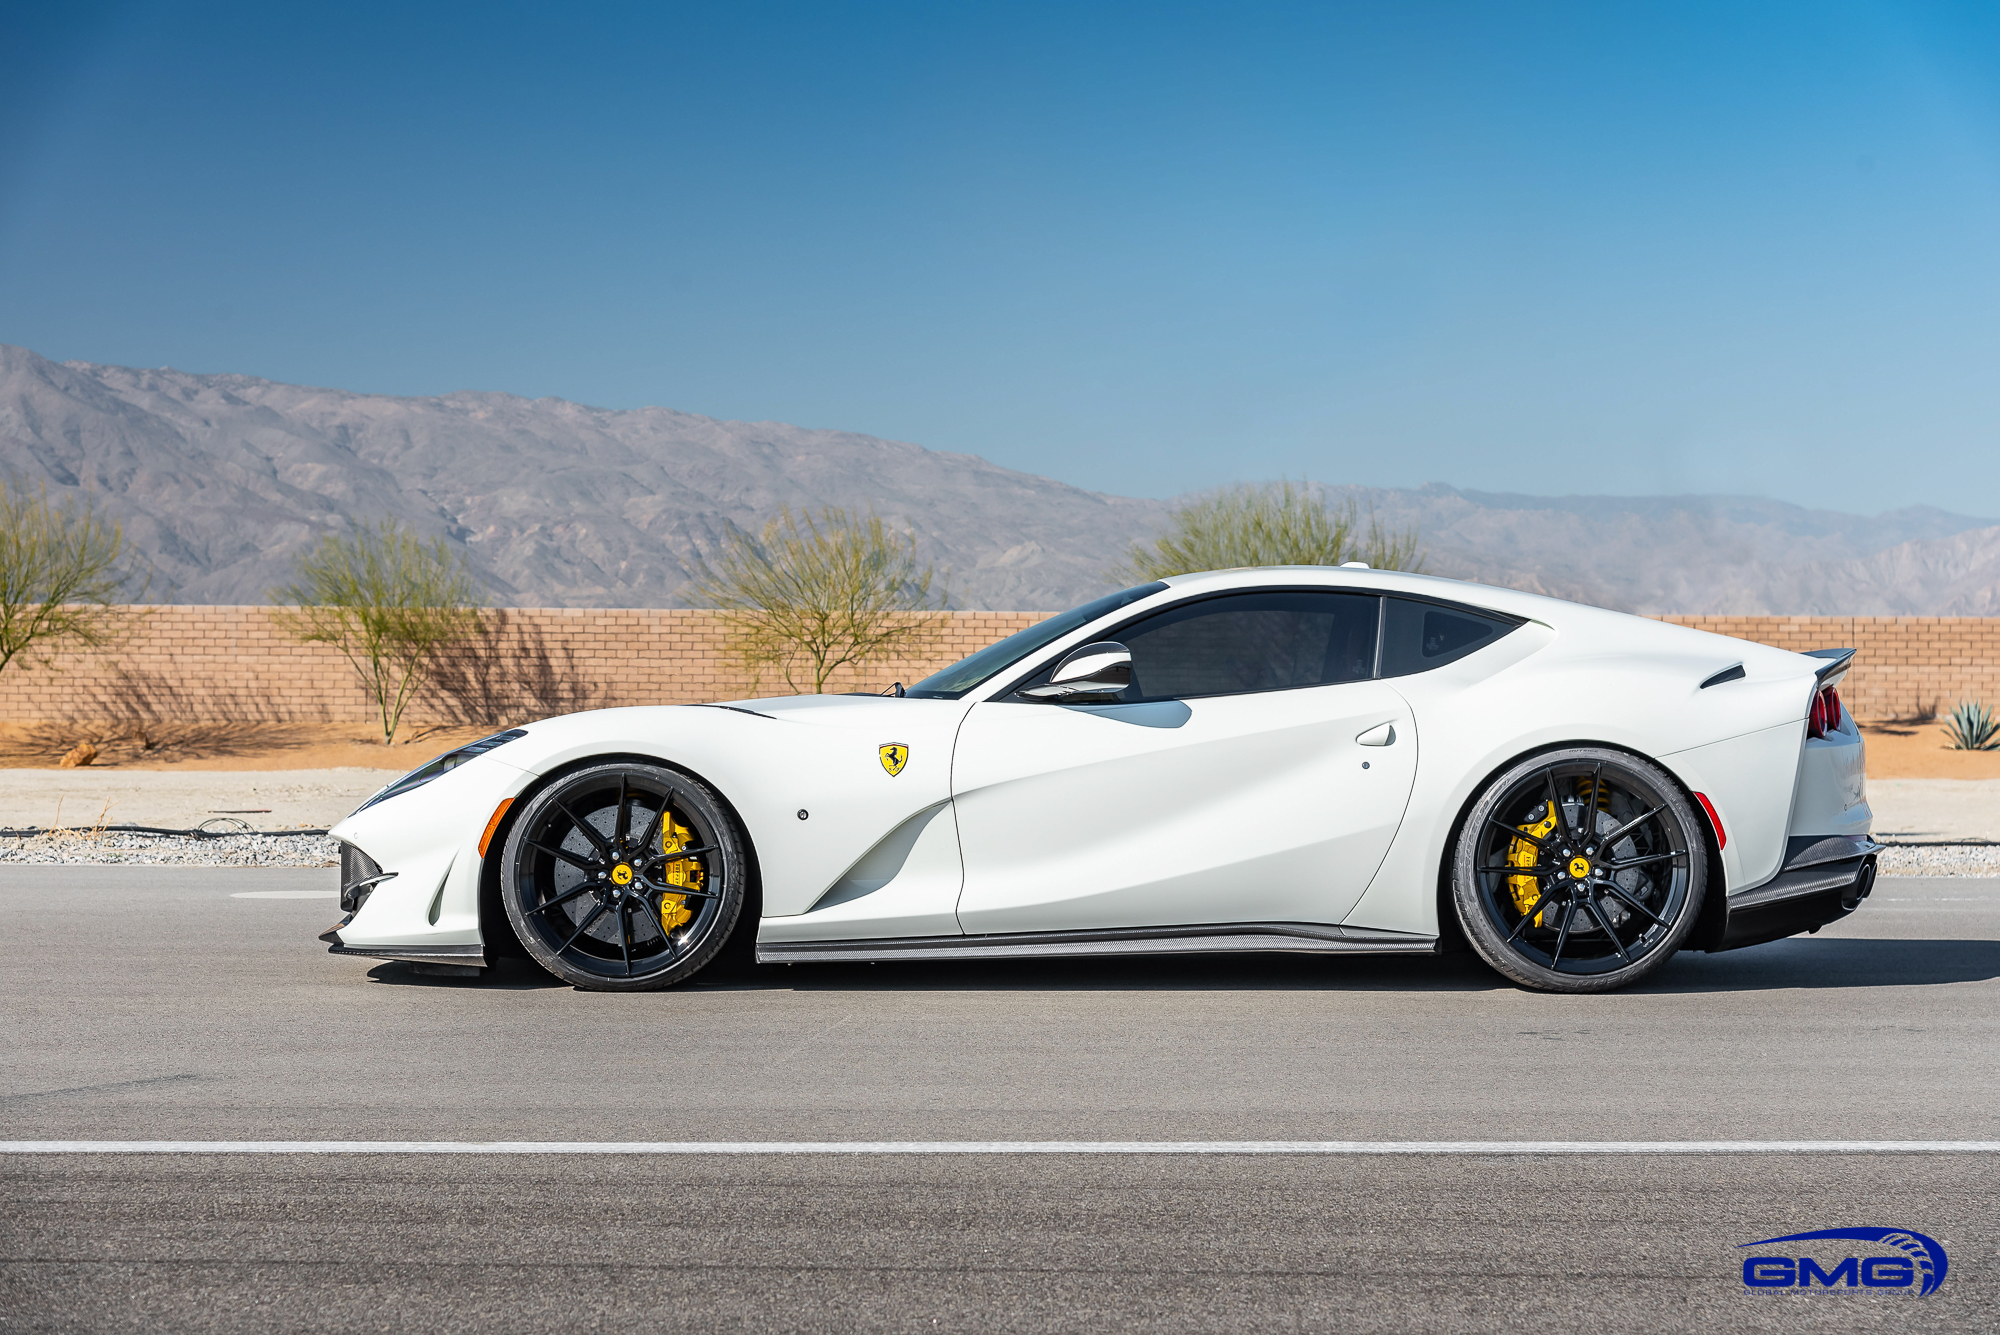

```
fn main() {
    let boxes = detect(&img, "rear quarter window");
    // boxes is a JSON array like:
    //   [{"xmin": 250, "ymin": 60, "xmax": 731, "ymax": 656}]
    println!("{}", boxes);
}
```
[{"xmin": 1379, "ymin": 598, "xmax": 1520, "ymax": 677}]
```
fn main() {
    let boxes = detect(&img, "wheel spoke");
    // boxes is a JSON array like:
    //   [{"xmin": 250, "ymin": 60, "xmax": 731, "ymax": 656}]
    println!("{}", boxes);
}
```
[
  {"xmin": 1542, "ymin": 770, "xmax": 1571, "ymax": 841},
  {"xmin": 1598, "ymin": 804, "xmax": 1665, "ymax": 849},
  {"xmin": 1507, "ymin": 888, "xmax": 1558, "ymax": 942},
  {"xmin": 524, "ymin": 882, "xmax": 595, "ymax": 917},
  {"xmin": 618, "ymin": 900, "xmax": 633, "ymax": 976},
  {"xmin": 1583, "ymin": 899, "xmax": 1631, "ymax": 964},
  {"xmin": 1488, "ymin": 815, "xmax": 1547, "ymax": 848},
  {"xmin": 615, "ymin": 775, "xmax": 632, "ymax": 848},
  {"xmin": 1584, "ymin": 762, "xmax": 1604, "ymax": 841},
  {"xmin": 636, "ymin": 798, "xmax": 668, "ymax": 860},
  {"xmin": 641, "ymin": 879, "xmax": 720, "ymax": 900},
  {"xmin": 647, "ymin": 843, "xmax": 717, "ymax": 866},
  {"xmin": 556, "ymin": 900, "xmax": 608, "ymax": 954},
  {"xmin": 1596, "ymin": 879, "xmax": 1670, "ymax": 929},
  {"xmin": 1548, "ymin": 900, "xmax": 1576, "ymax": 970},
  {"xmin": 527, "ymin": 839, "xmax": 599, "ymax": 872},
  {"xmin": 1482, "ymin": 861, "xmax": 1557, "ymax": 876},
  {"xmin": 557, "ymin": 801, "xmax": 615, "ymax": 860},
  {"xmin": 1605, "ymin": 851, "xmax": 1685, "ymax": 871}
]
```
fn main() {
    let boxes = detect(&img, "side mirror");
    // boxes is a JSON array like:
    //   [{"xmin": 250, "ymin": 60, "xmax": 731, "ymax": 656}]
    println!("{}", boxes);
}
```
[{"xmin": 1017, "ymin": 641, "xmax": 1132, "ymax": 703}]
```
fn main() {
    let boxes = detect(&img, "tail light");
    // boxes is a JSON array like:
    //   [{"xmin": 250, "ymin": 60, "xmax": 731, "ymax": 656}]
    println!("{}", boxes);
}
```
[{"xmin": 1807, "ymin": 685, "xmax": 1844, "ymax": 739}]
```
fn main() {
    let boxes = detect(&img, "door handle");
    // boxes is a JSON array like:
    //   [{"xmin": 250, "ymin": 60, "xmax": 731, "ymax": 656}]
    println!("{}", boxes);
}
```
[{"xmin": 1356, "ymin": 722, "xmax": 1396, "ymax": 747}]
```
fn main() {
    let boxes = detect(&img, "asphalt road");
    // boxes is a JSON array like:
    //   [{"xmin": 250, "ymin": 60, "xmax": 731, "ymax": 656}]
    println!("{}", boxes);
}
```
[{"xmin": 4, "ymin": 866, "xmax": 1997, "ymax": 1332}]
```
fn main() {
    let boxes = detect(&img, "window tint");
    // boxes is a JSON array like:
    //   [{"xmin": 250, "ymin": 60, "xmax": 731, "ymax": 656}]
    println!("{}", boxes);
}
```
[
  {"xmin": 1108, "ymin": 590, "xmax": 1380, "ymax": 701},
  {"xmin": 1379, "ymin": 598, "xmax": 1517, "ymax": 677},
  {"xmin": 907, "ymin": 582, "xmax": 1167, "ymax": 698}
]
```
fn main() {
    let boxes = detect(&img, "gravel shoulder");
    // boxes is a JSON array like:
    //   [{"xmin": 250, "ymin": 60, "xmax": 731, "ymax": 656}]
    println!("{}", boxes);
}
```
[
  {"xmin": 0, "ymin": 768, "xmax": 401, "ymax": 834},
  {"xmin": 1878, "ymin": 844, "xmax": 2000, "ymax": 877},
  {"xmin": 0, "ymin": 831, "xmax": 340, "ymax": 867}
]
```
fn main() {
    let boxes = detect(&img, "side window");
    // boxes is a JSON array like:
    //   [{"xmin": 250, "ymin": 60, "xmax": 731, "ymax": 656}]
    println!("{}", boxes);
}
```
[
  {"xmin": 1111, "ymin": 591, "xmax": 1381, "ymax": 701},
  {"xmin": 1379, "ymin": 597, "xmax": 1517, "ymax": 676}
]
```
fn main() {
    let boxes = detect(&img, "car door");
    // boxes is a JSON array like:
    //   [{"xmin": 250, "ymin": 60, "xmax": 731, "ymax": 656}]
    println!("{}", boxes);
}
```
[{"xmin": 951, "ymin": 589, "xmax": 1418, "ymax": 935}]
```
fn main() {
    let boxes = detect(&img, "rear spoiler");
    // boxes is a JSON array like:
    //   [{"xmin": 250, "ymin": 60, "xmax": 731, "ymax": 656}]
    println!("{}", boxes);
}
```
[{"xmin": 1802, "ymin": 647, "xmax": 1856, "ymax": 690}]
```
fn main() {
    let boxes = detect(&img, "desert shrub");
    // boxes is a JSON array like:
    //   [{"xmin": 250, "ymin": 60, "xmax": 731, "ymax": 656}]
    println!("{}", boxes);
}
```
[
  {"xmin": 689, "ymin": 507, "xmax": 949, "ymax": 694},
  {"xmin": 270, "ymin": 519, "xmax": 482, "ymax": 743},
  {"xmin": 0, "ymin": 480, "xmax": 147, "ymax": 676},
  {"xmin": 1942, "ymin": 700, "xmax": 2000, "ymax": 751},
  {"xmin": 1119, "ymin": 481, "xmax": 1423, "ymax": 581}
]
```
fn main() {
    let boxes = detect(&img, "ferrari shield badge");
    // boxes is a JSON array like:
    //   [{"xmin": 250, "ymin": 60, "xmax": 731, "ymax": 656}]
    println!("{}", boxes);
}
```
[{"xmin": 879, "ymin": 743, "xmax": 909, "ymax": 777}]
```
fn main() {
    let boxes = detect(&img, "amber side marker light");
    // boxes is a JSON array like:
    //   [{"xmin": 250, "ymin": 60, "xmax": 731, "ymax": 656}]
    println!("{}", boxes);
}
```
[
  {"xmin": 1696, "ymin": 787, "xmax": 1728, "ymax": 851},
  {"xmin": 479, "ymin": 798, "xmax": 515, "ymax": 858}
]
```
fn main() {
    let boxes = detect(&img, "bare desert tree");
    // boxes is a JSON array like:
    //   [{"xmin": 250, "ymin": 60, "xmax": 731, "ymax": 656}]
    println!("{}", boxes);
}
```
[
  {"xmin": 270, "ymin": 520, "xmax": 483, "ymax": 744},
  {"xmin": 690, "ymin": 507, "xmax": 950, "ymax": 694},
  {"xmin": 1118, "ymin": 480, "xmax": 1425, "ymax": 580},
  {"xmin": 0, "ymin": 480, "xmax": 145, "ymax": 678}
]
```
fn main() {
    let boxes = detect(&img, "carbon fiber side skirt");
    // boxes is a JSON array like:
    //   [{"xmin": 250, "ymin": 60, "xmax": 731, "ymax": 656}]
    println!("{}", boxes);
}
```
[{"xmin": 756, "ymin": 921, "xmax": 1437, "ymax": 964}]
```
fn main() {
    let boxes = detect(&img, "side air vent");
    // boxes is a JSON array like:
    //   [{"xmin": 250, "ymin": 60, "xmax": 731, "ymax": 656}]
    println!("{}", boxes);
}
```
[
  {"xmin": 1699, "ymin": 664, "xmax": 1746, "ymax": 689},
  {"xmin": 339, "ymin": 842, "xmax": 396, "ymax": 912}
]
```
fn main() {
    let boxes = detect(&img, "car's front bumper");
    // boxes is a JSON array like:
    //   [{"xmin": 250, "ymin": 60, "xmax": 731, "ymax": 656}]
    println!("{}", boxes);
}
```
[{"xmin": 320, "ymin": 754, "xmax": 533, "ymax": 965}]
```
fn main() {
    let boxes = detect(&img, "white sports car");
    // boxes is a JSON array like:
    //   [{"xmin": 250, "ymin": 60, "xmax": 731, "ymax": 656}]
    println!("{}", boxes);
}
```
[{"xmin": 322, "ymin": 568, "xmax": 1878, "ymax": 993}]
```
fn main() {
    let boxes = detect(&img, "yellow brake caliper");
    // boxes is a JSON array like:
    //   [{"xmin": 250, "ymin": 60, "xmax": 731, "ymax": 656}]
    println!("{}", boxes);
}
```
[
  {"xmin": 658, "ymin": 810, "xmax": 702, "ymax": 935},
  {"xmin": 1508, "ymin": 805, "xmax": 1558, "ymax": 926}
]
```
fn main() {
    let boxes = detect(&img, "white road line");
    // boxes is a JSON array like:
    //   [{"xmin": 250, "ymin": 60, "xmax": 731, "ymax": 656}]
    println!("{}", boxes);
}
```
[
  {"xmin": 4, "ymin": 1140, "xmax": 1999, "ymax": 1155},
  {"xmin": 229, "ymin": 891, "xmax": 338, "ymax": 899}
]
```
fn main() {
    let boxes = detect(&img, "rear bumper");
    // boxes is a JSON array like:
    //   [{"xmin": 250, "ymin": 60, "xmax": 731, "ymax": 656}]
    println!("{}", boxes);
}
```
[{"xmin": 1707, "ymin": 834, "xmax": 1880, "ymax": 952}]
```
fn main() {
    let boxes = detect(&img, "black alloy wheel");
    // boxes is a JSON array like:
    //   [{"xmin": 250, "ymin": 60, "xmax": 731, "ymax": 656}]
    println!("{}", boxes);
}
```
[
  {"xmin": 499, "ymin": 762, "xmax": 745, "ymax": 990},
  {"xmin": 1451, "ymin": 747, "xmax": 1706, "ymax": 993}
]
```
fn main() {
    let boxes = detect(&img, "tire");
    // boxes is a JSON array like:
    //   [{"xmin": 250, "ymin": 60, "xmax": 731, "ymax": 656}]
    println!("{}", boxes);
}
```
[
  {"xmin": 1451, "ymin": 747, "xmax": 1706, "ymax": 993},
  {"xmin": 500, "ymin": 762, "xmax": 746, "ymax": 991}
]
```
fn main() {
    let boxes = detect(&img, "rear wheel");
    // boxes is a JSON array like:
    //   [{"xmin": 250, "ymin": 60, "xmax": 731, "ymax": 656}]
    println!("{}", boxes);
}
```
[
  {"xmin": 500, "ymin": 763, "xmax": 745, "ymax": 990},
  {"xmin": 1451, "ymin": 747, "xmax": 1705, "ymax": 993}
]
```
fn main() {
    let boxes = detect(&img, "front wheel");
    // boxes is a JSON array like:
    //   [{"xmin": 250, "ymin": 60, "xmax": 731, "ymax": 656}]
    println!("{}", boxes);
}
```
[
  {"xmin": 500, "ymin": 763, "xmax": 745, "ymax": 990},
  {"xmin": 1451, "ymin": 747, "xmax": 1706, "ymax": 993}
]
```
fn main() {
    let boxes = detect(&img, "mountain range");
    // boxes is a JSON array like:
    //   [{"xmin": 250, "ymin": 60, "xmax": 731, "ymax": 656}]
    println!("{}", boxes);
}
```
[{"xmin": 3, "ymin": 343, "xmax": 1996, "ymax": 615}]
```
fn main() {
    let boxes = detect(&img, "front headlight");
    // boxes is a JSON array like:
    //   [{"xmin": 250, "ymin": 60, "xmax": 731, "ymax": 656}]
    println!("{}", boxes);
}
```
[{"xmin": 355, "ymin": 728, "xmax": 529, "ymax": 813}]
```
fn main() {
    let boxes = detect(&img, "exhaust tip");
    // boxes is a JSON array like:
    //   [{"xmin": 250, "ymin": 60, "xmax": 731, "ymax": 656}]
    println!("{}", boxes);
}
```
[{"xmin": 1842, "ymin": 858, "xmax": 1877, "ymax": 912}]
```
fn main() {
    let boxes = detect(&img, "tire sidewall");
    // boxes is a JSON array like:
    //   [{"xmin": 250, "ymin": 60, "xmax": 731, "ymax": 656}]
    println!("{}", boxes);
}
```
[
  {"xmin": 500, "ymin": 762, "xmax": 745, "ymax": 990},
  {"xmin": 1452, "ymin": 746, "xmax": 1707, "ymax": 993}
]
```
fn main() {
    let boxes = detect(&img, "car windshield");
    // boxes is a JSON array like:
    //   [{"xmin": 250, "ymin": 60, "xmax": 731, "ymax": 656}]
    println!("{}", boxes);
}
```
[{"xmin": 904, "ymin": 583, "xmax": 1168, "ymax": 699}]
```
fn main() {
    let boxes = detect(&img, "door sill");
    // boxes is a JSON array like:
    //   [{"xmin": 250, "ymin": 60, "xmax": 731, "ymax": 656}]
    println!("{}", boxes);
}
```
[{"xmin": 755, "ymin": 921, "xmax": 1436, "ymax": 964}]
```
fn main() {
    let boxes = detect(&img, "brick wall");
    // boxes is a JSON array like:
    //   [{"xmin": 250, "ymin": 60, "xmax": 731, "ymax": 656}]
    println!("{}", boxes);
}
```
[
  {"xmin": 2, "ymin": 606, "xmax": 1994, "ymax": 728},
  {"xmin": 1653, "ymin": 616, "xmax": 2000, "ymax": 723},
  {"xmin": 0, "ymin": 607, "xmax": 1051, "ymax": 729}
]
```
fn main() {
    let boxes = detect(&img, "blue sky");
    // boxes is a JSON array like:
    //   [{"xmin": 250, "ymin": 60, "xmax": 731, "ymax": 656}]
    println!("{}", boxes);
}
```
[{"xmin": 4, "ymin": 1, "xmax": 2000, "ymax": 511}]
